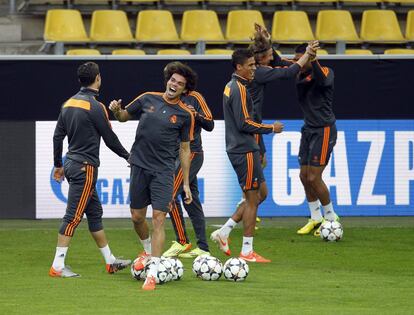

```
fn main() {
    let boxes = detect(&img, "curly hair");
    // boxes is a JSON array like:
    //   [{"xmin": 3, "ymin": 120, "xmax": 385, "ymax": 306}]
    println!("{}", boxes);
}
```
[
  {"xmin": 163, "ymin": 61, "xmax": 198, "ymax": 92},
  {"xmin": 249, "ymin": 31, "xmax": 272, "ymax": 62}
]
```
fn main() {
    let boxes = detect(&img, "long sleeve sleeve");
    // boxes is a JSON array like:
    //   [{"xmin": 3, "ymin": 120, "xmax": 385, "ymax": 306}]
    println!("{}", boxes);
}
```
[
  {"xmin": 53, "ymin": 111, "xmax": 66, "ymax": 167},
  {"xmin": 188, "ymin": 91, "xmax": 214, "ymax": 132},
  {"xmin": 254, "ymin": 63, "xmax": 301, "ymax": 84},
  {"xmin": 311, "ymin": 60, "xmax": 334, "ymax": 86},
  {"xmin": 92, "ymin": 103, "xmax": 130, "ymax": 161},
  {"xmin": 231, "ymin": 82, "xmax": 274, "ymax": 134}
]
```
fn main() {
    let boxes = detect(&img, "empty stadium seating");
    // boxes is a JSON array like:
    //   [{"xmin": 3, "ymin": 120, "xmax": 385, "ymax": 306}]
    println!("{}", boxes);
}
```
[
  {"xmin": 316, "ymin": 10, "xmax": 360, "ymax": 43},
  {"xmin": 181, "ymin": 10, "xmax": 225, "ymax": 43},
  {"xmin": 44, "ymin": 10, "xmax": 89, "ymax": 42},
  {"xmin": 135, "ymin": 10, "xmax": 180, "ymax": 42},
  {"xmin": 360, "ymin": 10, "xmax": 405, "ymax": 42},
  {"xmin": 90, "ymin": 10, "xmax": 133, "ymax": 42},
  {"xmin": 157, "ymin": 49, "xmax": 191, "ymax": 55},
  {"xmin": 271, "ymin": 11, "xmax": 314, "ymax": 43},
  {"xmin": 384, "ymin": 48, "xmax": 414, "ymax": 54},
  {"xmin": 226, "ymin": 10, "xmax": 265, "ymax": 42},
  {"xmin": 345, "ymin": 49, "xmax": 373, "ymax": 55},
  {"xmin": 205, "ymin": 49, "xmax": 234, "ymax": 55},
  {"xmin": 112, "ymin": 49, "xmax": 146, "ymax": 55},
  {"xmin": 406, "ymin": 11, "xmax": 414, "ymax": 41},
  {"xmin": 66, "ymin": 49, "xmax": 101, "ymax": 55}
]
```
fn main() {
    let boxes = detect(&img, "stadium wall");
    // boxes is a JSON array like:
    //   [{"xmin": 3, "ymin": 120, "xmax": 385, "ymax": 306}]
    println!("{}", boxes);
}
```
[{"xmin": 0, "ymin": 56, "xmax": 413, "ymax": 218}]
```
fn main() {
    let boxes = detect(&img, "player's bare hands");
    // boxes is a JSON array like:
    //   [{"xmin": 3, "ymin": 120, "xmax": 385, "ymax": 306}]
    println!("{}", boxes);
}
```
[
  {"xmin": 306, "ymin": 40, "xmax": 320, "ymax": 58},
  {"xmin": 109, "ymin": 99, "xmax": 122, "ymax": 113},
  {"xmin": 261, "ymin": 153, "xmax": 268, "ymax": 169},
  {"xmin": 272, "ymin": 121, "xmax": 284, "ymax": 133},
  {"xmin": 183, "ymin": 184, "xmax": 193, "ymax": 204},
  {"xmin": 53, "ymin": 167, "xmax": 65, "ymax": 183}
]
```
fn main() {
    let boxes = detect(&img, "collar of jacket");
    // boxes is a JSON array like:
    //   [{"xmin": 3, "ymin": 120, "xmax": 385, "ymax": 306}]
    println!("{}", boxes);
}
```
[
  {"xmin": 80, "ymin": 87, "xmax": 99, "ymax": 96},
  {"xmin": 232, "ymin": 73, "xmax": 250, "ymax": 86}
]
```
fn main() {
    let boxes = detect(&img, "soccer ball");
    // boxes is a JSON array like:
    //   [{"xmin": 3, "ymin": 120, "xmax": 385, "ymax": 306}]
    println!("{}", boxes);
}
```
[
  {"xmin": 130, "ymin": 257, "xmax": 147, "ymax": 280},
  {"xmin": 197, "ymin": 256, "xmax": 223, "ymax": 281},
  {"xmin": 320, "ymin": 220, "xmax": 343, "ymax": 242},
  {"xmin": 168, "ymin": 257, "xmax": 184, "ymax": 281},
  {"xmin": 192, "ymin": 254, "xmax": 210, "ymax": 277},
  {"xmin": 144, "ymin": 257, "xmax": 173, "ymax": 284},
  {"xmin": 223, "ymin": 257, "xmax": 249, "ymax": 282}
]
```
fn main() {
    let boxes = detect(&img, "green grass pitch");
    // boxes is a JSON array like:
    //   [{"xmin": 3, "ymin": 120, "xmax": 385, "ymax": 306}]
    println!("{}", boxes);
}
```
[{"xmin": 0, "ymin": 217, "xmax": 413, "ymax": 315}]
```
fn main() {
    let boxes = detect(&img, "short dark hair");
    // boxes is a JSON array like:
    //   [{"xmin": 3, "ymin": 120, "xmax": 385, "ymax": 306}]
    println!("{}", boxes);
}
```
[
  {"xmin": 163, "ymin": 61, "xmax": 198, "ymax": 92},
  {"xmin": 77, "ymin": 62, "xmax": 100, "ymax": 87},
  {"xmin": 295, "ymin": 43, "xmax": 308, "ymax": 54},
  {"xmin": 231, "ymin": 49, "xmax": 254, "ymax": 69}
]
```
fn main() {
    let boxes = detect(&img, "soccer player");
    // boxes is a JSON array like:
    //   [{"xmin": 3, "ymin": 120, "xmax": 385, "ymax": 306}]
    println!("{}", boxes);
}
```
[
  {"xmin": 49, "ymin": 62, "xmax": 131, "ymax": 278},
  {"xmin": 210, "ymin": 49, "xmax": 283, "ymax": 263},
  {"xmin": 293, "ymin": 44, "xmax": 340, "ymax": 236},
  {"xmin": 109, "ymin": 61, "xmax": 195, "ymax": 290},
  {"xmin": 163, "ymin": 88, "xmax": 214, "ymax": 258},
  {"xmin": 235, "ymin": 24, "xmax": 318, "ymax": 225}
]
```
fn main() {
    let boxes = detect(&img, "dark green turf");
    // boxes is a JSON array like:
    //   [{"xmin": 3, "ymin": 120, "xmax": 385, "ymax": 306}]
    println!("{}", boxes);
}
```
[{"xmin": 0, "ymin": 217, "xmax": 413, "ymax": 315}]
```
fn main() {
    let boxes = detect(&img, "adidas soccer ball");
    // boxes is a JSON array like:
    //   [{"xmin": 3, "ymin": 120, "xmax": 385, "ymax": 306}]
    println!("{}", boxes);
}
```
[
  {"xmin": 192, "ymin": 254, "xmax": 209, "ymax": 277},
  {"xmin": 130, "ymin": 257, "xmax": 147, "ymax": 280},
  {"xmin": 168, "ymin": 257, "xmax": 184, "ymax": 281},
  {"xmin": 320, "ymin": 221, "xmax": 343, "ymax": 242},
  {"xmin": 144, "ymin": 257, "xmax": 173, "ymax": 284},
  {"xmin": 223, "ymin": 258, "xmax": 249, "ymax": 282},
  {"xmin": 197, "ymin": 256, "xmax": 222, "ymax": 281}
]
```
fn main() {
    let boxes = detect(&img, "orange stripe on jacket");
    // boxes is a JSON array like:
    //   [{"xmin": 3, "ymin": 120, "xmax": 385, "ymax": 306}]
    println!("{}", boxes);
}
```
[
  {"xmin": 65, "ymin": 165, "xmax": 94, "ymax": 236},
  {"xmin": 320, "ymin": 127, "xmax": 330, "ymax": 165},
  {"xmin": 236, "ymin": 81, "xmax": 249, "ymax": 119},
  {"xmin": 125, "ymin": 92, "xmax": 163, "ymax": 108},
  {"xmin": 178, "ymin": 101, "xmax": 195, "ymax": 141},
  {"xmin": 64, "ymin": 99, "xmax": 91, "ymax": 111},
  {"xmin": 189, "ymin": 91, "xmax": 213, "ymax": 120}
]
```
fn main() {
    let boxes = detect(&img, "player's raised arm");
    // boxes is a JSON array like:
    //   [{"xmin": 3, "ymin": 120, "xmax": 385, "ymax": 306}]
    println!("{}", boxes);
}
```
[{"xmin": 109, "ymin": 99, "xmax": 131, "ymax": 122}]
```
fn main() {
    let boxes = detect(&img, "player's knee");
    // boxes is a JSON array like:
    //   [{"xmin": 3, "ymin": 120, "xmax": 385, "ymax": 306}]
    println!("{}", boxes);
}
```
[
  {"xmin": 88, "ymin": 219, "xmax": 103, "ymax": 232},
  {"xmin": 152, "ymin": 212, "xmax": 166, "ymax": 229},
  {"xmin": 299, "ymin": 172, "xmax": 308, "ymax": 185},
  {"xmin": 307, "ymin": 173, "xmax": 319, "ymax": 186},
  {"xmin": 130, "ymin": 209, "xmax": 145, "ymax": 225}
]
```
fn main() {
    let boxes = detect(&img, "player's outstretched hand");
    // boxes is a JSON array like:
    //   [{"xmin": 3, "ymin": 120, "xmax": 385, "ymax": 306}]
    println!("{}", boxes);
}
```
[
  {"xmin": 53, "ymin": 167, "xmax": 65, "ymax": 183},
  {"xmin": 183, "ymin": 184, "xmax": 193, "ymax": 204},
  {"xmin": 109, "ymin": 99, "xmax": 122, "ymax": 113},
  {"xmin": 272, "ymin": 121, "xmax": 284, "ymax": 133}
]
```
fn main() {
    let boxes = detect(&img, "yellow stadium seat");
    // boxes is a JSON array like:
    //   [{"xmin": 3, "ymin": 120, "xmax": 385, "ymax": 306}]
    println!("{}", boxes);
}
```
[
  {"xmin": 297, "ymin": 0, "xmax": 336, "ymax": 2},
  {"xmin": 226, "ymin": 10, "xmax": 265, "ymax": 42},
  {"xmin": 345, "ymin": 49, "xmax": 373, "ymax": 55},
  {"xmin": 181, "ymin": 10, "xmax": 225, "ymax": 42},
  {"xmin": 44, "ymin": 9, "xmax": 89, "ymax": 42},
  {"xmin": 112, "ymin": 49, "xmax": 146, "ymax": 55},
  {"xmin": 360, "ymin": 10, "xmax": 405, "ymax": 42},
  {"xmin": 90, "ymin": 10, "xmax": 133, "ymax": 42},
  {"xmin": 157, "ymin": 49, "xmax": 191, "ymax": 55},
  {"xmin": 317, "ymin": 49, "xmax": 329, "ymax": 55},
  {"xmin": 316, "ymin": 10, "xmax": 360, "ymax": 42},
  {"xmin": 205, "ymin": 49, "xmax": 234, "ymax": 55},
  {"xmin": 406, "ymin": 11, "xmax": 414, "ymax": 40},
  {"xmin": 384, "ymin": 48, "xmax": 414, "ymax": 54},
  {"xmin": 136, "ymin": 10, "xmax": 180, "ymax": 42},
  {"xmin": 272, "ymin": 11, "xmax": 314, "ymax": 43},
  {"xmin": 66, "ymin": 49, "xmax": 101, "ymax": 55},
  {"xmin": 251, "ymin": 0, "xmax": 292, "ymax": 3},
  {"xmin": 342, "ymin": 0, "xmax": 379, "ymax": 3}
]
